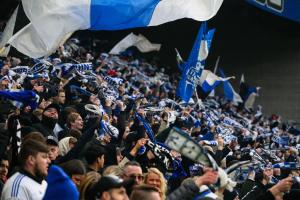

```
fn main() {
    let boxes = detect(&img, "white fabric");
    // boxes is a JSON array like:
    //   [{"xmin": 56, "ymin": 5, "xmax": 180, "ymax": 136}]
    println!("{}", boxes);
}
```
[
  {"xmin": 0, "ymin": 6, "xmax": 18, "ymax": 57},
  {"xmin": 109, "ymin": 33, "xmax": 161, "ymax": 54},
  {"xmin": 199, "ymin": 70, "xmax": 233, "ymax": 86},
  {"xmin": 8, "ymin": 0, "xmax": 90, "ymax": 58},
  {"xmin": 149, "ymin": 0, "xmax": 223, "ymax": 26},
  {"xmin": 1, "ymin": 172, "xmax": 47, "ymax": 200},
  {"xmin": 59, "ymin": 137, "xmax": 74, "ymax": 156}
]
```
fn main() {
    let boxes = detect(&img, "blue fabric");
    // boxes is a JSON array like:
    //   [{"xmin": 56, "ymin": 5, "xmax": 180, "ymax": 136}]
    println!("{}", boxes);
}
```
[
  {"xmin": 136, "ymin": 113, "xmax": 156, "ymax": 142},
  {"xmin": 0, "ymin": 90, "xmax": 39, "ymax": 109},
  {"xmin": 69, "ymin": 85, "xmax": 92, "ymax": 97},
  {"xmin": 176, "ymin": 22, "xmax": 213, "ymax": 102},
  {"xmin": 59, "ymin": 63, "xmax": 93, "ymax": 77},
  {"xmin": 44, "ymin": 165, "xmax": 79, "ymax": 200},
  {"xmin": 199, "ymin": 131, "xmax": 214, "ymax": 141},
  {"xmin": 240, "ymin": 81, "xmax": 257, "ymax": 102},
  {"xmin": 201, "ymin": 79, "xmax": 222, "ymax": 93},
  {"xmin": 90, "ymin": 0, "xmax": 159, "ymax": 30},
  {"xmin": 219, "ymin": 69, "xmax": 234, "ymax": 101}
]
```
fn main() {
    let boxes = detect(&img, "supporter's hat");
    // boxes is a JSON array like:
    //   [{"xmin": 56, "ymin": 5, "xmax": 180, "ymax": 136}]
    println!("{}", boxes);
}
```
[
  {"xmin": 46, "ymin": 135, "xmax": 59, "ymax": 146},
  {"xmin": 44, "ymin": 103, "xmax": 60, "ymax": 114},
  {"xmin": 44, "ymin": 165, "xmax": 79, "ymax": 200},
  {"xmin": 90, "ymin": 175, "xmax": 134, "ymax": 198}
]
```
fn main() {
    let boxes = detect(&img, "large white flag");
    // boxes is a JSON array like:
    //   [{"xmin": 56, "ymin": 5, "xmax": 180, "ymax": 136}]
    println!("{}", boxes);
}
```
[
  {"xmin": 5, "ymin": 0, "xmax": 223, "ymax": 58},
  {"xmin": 0, "ymin": 6, "xmax": 19, "ymax": 57},
  {"xmin": 109, "ymin": 33, "xmax": 161, "ymax": 55}
]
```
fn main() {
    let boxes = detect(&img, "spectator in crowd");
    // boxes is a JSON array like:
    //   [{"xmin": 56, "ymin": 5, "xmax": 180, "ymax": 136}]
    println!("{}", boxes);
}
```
[
  {"xmin": 32, "ymin": 103, "xmax": 60, "ymax": 138},
  {"xmin": 46, "ymin": 135, "xmax": 60, "ymax": 161},
  {"xmin": 1, "ymin": 139, "xmax": 50, "ymax": 200},
  {"xmin": 144, "ymin": 167, "xmax": 167, "ymax": 200},
  {"xmin": 84, "ymin": 144, "xmax": 106, "ymax": 173},
  {"xmin": 121, "ymin": 161, "xmax": 143, "ymax": 186},
  {"xmin": 130, "ymin": 184, "xmax": 161, "ymax": 200},
  {"xmin": 59, "ymin": 159, "xmax": 86, "ymax": 187},
  {"xmin": 90, "ymin": 175, "xmax": 130, "ymax": 200}
]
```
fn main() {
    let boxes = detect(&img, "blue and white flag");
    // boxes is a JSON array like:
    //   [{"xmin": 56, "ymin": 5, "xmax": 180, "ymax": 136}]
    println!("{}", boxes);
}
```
[
  {"xmin": 219, "ymin": 69, "xmax": 243, "ymax": 105},
  {"xmin": 58, "ymin": 63, "xmax": 93, "ymax": 77},
  {"xmin": 199, "ymin": 70, "xmax": 234, "ymax": 93},
  {"xmin": 30, "ymin": 60, "xmax": 52, "ymax": 74},
  {"xmin": 103, "ymin": 76, "xmax": 123, "ymax": 87},
  {"xmin": 273, "ymin": 162, "xmax": 300, "ymax": 170},
  {"xmin": 7, "ymin": 0, "xmax": 223, "ymax": 58},
  {"xmin": 223, "ymin": 116, "xmax": 244, "ymax": 129},
  {"xmin": 136, "ymin": 113, "xmax": 156, "ymax": 142},
  {"xmin": 239, "ymin": 74, "xmax": 259, "ymax": 109},
  {"xmin": 176, "ymin": 22, "xmax": 216, "ymax": 102},
  {"xmin": 0, "ymin": 90, "xmax": 39, "ymax": 109},
  {"xmin": 10, "ymin": 66, "xmax": 30, "ymax": 75}
]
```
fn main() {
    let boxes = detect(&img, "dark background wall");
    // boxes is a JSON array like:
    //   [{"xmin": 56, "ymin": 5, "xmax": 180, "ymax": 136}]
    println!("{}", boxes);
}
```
[{"xmin": 1, "ymin": 0, "xmax": 300, "ymax": 122}]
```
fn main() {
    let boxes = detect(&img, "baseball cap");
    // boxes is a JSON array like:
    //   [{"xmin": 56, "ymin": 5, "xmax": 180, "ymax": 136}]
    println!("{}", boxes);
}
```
[
  {"xmin": 46, "ymin": 135, "xmax": 59, "ymax": 146},
  {"xmin": 90, "ymin": 175, "xmax": 134, "ymax": 198},
  {"xmin": 44, "ymin": 103, "xmax": 60, "ymax": 114}
]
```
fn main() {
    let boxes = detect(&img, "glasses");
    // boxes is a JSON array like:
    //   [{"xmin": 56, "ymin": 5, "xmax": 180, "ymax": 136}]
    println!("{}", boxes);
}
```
[{"xmin": 127, "ymin": 174, "xmax": 144, "ymax": 180}]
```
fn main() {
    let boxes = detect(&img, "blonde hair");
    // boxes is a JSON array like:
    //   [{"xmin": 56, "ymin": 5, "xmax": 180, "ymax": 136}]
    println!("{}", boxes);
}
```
[
  {"xmin": 103, "ymin": 165, "xmax": 122, "ymax": 176},
  {"xmin": 79, "ymin": 171, "xmax": 101, "ymax": 200},
  {"xmin": 144, "ymin": 168, "xmax": 167, "ymax": 200}
]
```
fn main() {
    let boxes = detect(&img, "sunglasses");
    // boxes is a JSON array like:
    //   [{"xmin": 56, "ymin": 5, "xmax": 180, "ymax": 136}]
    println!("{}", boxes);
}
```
[{"xmin": 127, "ymin": 174, "xmax": 144, "ymax": 180}]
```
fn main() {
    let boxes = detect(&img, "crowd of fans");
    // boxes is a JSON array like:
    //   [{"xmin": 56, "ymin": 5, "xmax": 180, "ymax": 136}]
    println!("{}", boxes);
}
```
[{"xmin": 0, "ymin": 37, "xmax": 299, "ymax": 200}]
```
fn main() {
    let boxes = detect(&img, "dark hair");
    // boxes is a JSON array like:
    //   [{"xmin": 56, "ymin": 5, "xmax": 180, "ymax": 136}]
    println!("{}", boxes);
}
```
[
  {"xmin": 19, "ymin": 139, "xmax": 49, "ymax": 167},
  {"xmin": 124, "ymin": 161, "xmax": 141, "ymax": 168},
  {"xmin": 84, "ymin": 144, "xmax": 106, "ymax": 165},
  {"xmin": 1, "ymin": 153, "xmax": 9, "ymax": 161},
  {"xmin": 22, "ymin": 132, "xmax": 45, "ymax": 144},
  {"xmin": 59, "ymin": 159, "xmax": 86, "ymax": 177},
  {"xmin": 130, "ymin": 184, "xmax": 160, "ymax": 200}
]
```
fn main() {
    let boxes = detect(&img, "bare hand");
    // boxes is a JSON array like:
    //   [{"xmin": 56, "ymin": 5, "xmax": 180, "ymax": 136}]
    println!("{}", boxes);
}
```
[{"xmin": 195, "ymin": 168, "xmax": 218, "ymax": 187}]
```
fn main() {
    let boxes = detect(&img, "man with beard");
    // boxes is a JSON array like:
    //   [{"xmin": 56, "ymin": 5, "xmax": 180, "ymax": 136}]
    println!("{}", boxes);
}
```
[
  {"xmin": 1, "ymin": 139, "xmax": 50, "ymax": 200},
  {"xmin": 32, "ymin": 103, "xmax": 60, "ymax": 138}
]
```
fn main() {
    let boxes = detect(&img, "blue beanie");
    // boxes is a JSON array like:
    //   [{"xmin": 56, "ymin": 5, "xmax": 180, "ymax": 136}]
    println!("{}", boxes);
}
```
[{"xmin": 43, "ymin": 165, "xmax": 79, "ymax": 200}]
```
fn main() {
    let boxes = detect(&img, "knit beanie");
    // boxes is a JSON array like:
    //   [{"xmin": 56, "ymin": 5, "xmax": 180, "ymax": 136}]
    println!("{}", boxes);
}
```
[{"xmin": 43, "ymin": 165, "xmax": 79, "ymax": 200}]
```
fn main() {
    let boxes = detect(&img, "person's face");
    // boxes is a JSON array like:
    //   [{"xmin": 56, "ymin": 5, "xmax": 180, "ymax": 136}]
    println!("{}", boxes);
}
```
[
  {"xmin": 273, "ymin": 168, "xmax": 281, "ymax": 176},
  {"xmin": 1, "ymin": 79, "xmax": 9, "ymax": 86},
  {"xmin": 39, "ymin": 99, "xmax": 49, "ymax": 109},
  {"xmin": 71, "ymin": 116, "xmax": 83, "ymax": 130},
  {"xmin": 97, "ymin": 155, "xmax": 105, "ymax": 169},
  {"xmin": 71, "ymin": 174, "xmax": 84, "ymax": 187},
  {"xmin": 43, "ymin": 108, "xmax": 59, "ymax": 119},
  {"xmin": 33, "ymin": 152, "xmax": 50, "ymax": 178},
  {"xmin": 90, "ymin": 95, "xmax": 100, "ymax": 106},
  {"xmin": 263, "ymin": 168, "xmax": 273, "ymax": 182},
  {"xmin": 1, "ymin": 65, "xmax": 9, "ymax": 75},
  {"xmin": 0, "ymin": 160, "xmax": 9, "ymax": 180},
  {"xmin": 116, "ymin": 152, "xmax": 123, "ymax": 164},
  {"xmin": 103, "ymin": 134, "xmax": 111, "ymax": 144},
  {"xmin": 47, "ymin": 144, "xmax": 59, "ymax": 161},
  {"xmin": 58, "ymin": 92, "xmax": 66, "ymax": 104},
  {"xmin": 123, "ymin": 165, "xmax": 143, "ymax": 185},
  {"xmin": 145, "ymin": 172, "xmax": 161, "ymax": 190},
  {"xmin": 103, "ymin": 187, "xmax": 129, "ymax": 200}
]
